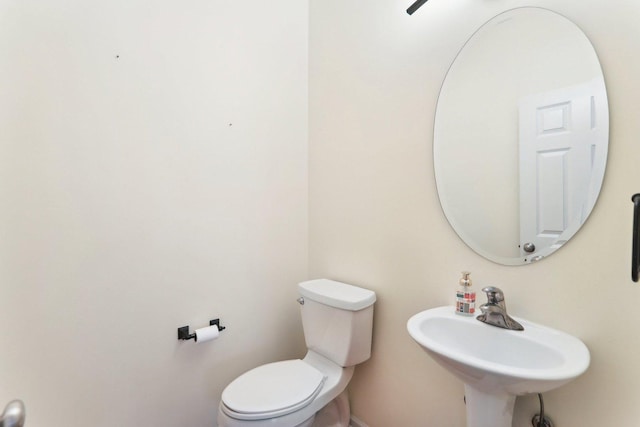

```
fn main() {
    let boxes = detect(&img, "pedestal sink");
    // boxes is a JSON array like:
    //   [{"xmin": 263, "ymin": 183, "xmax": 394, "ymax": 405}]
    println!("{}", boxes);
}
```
[{"xmin": 407, "ymin": 306, "xmax": 590, "ymax": 427}]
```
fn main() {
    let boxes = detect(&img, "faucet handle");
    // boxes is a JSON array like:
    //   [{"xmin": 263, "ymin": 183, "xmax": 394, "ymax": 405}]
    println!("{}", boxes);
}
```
[{"xmin": 481, "ymin": 286, "xmax": 504, "ymax": 304}]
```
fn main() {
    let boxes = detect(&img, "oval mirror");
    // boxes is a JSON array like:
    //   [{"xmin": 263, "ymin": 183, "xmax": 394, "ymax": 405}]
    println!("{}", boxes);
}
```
[{"xmin": 434, "ymin": 7, "xmax": 609, "ymax": 265}]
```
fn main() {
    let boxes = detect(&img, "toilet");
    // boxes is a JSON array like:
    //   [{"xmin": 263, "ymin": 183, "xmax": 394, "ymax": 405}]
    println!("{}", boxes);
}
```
[{"xmin": 217, "ymin": 279, "xmax": 376, "ymax": 427}]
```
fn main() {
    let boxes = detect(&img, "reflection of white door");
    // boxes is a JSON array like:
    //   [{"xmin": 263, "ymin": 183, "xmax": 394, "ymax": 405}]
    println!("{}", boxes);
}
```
[{"xmin": 518, "ymin": 80, "xmax": 607, "ymax": 260}]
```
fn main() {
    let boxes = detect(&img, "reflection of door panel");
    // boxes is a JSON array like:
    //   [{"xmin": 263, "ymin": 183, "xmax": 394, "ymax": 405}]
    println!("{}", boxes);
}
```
[{"xmin": 519, "ymin": 80, "xmax": 605, "ymax": 260}]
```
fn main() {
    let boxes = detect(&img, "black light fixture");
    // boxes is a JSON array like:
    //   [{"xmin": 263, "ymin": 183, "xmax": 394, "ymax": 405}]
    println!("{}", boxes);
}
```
[{"xmin": 406, "ymin": 0, "xmax": 429, "ymax": 15}]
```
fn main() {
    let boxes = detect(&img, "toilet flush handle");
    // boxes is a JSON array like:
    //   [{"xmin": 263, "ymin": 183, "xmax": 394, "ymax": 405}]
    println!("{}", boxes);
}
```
[{"xmin": 297, "ymin": 297, "xmax": 304, "ymax": 305}]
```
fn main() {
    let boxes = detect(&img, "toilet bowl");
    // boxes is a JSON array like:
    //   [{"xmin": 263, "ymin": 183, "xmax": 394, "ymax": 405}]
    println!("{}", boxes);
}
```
[
  {"xmin": 218, "ymin": 351, "xmax": 353, "ymax": 427},
  {"xmin": 217, "ymin": 279, "xmax": 376, "ymax": 427}
]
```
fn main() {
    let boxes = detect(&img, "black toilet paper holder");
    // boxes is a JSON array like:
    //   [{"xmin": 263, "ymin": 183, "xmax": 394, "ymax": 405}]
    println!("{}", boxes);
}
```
[{"xmin": 177, "ymin": 319, "xmax": 226, "ymax": 341}]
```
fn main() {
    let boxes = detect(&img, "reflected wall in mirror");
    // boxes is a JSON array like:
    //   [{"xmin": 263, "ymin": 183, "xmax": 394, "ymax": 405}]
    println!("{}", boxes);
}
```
[{"xmin": 434, "ymin": 7, "xmax": 609, "ymax": 265}]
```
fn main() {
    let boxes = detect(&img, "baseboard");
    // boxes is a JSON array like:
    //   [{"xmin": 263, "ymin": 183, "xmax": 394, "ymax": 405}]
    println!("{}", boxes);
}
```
[{"xmin": 350, "ymin": 415, "xmax": 369, "ymax": 427}]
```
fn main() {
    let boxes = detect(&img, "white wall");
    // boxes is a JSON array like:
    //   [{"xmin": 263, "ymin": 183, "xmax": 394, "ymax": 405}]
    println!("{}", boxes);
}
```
[
  {"xmin": 0, "ymin": 1, "xmax": 308, "ymax": 426},
  {"xmin": 310, "ymin": 0, "xmax": 640, "ymax": 426}
]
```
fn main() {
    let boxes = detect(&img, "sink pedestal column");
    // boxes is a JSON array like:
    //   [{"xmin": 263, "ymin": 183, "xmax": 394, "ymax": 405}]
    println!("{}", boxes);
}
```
[{"xmin": 464, "ymin": 384, "xmax": 515, "ymax": 427}]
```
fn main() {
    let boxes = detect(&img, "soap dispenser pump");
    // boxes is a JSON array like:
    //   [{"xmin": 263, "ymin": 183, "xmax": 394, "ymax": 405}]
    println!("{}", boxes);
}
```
[{"xmin": 455, "ymin": 271, "xmax": 475, "ymax": 316}]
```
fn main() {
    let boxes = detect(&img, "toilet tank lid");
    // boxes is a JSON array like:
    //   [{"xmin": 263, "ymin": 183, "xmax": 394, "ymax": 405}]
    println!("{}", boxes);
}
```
[{"xmin": 298, "ymin": 279, "xmax": 376, "ymax": 311}]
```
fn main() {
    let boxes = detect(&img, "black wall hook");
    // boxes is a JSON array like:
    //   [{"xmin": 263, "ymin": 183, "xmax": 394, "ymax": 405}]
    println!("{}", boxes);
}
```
[
  {"xmin": 632, "ymin": 194, "xmax": 640, "ymax": 282},
  {"xmin": 406, "ymin": 0, "xmax": 429, "ymax": 15},
  {"xmin": 177, "ymin": 319, "xmax": 226, "ymax": 341}
]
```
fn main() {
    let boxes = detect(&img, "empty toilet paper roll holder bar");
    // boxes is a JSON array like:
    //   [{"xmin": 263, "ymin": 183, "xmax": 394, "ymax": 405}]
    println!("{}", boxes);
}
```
[{"xmin": 177, "ymin": 319, "xmax": 226, "ymax": 341}]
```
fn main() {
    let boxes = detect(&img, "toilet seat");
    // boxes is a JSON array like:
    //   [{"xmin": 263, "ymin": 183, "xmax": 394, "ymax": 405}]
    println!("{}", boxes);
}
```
[{"xmin": 221, "ymin": 360, "xmax": 326, "ymax": 421}]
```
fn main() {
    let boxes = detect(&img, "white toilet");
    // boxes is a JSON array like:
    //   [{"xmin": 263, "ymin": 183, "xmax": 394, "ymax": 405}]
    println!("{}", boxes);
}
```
[{"xmin": 217, "ymin": 279, "xmax": 376, "ymax": 427}]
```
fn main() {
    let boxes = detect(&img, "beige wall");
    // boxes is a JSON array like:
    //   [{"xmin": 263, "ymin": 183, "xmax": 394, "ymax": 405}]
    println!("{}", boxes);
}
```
[
  {"xmin": 310, "ymin": 0, "xmax": 640, "ymax": 426},
  {"xmin": 0, "ymin": 1, "xmax": 308, "ymax": 426}
]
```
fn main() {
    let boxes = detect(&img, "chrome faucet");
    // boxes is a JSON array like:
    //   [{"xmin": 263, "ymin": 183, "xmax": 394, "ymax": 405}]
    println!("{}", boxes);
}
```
[{"xmin": 476, "ymin": 286, "xmax": 524, "ymax": 331}]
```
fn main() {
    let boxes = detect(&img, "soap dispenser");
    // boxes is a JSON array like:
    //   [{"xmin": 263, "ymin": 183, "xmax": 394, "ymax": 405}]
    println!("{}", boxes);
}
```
[{"xmin": 455, "ymin": 271, "xmax": 475, "ymax": 316}]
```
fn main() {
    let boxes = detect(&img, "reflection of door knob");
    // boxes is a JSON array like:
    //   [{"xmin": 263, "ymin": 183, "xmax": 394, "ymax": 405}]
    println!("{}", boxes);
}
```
[
  {"xmin": 523, "ymin": 242, "xmax": 536, "ymax": 253},
  {"xmin": 0, "ymin": 400, "xmax": 25, "ymax": 427}
]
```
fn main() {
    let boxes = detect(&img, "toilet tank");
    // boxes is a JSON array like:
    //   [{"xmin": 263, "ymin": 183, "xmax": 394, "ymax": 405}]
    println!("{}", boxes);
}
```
[{"xmin": 298, "ymin": 279, "xmax": 376, "ymax": 367}]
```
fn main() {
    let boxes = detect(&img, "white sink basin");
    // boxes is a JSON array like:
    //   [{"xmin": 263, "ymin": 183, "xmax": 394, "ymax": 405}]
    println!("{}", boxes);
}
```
[{"xmin": 407, "ymin": 306, "xmax": 590, "ymax": 427}]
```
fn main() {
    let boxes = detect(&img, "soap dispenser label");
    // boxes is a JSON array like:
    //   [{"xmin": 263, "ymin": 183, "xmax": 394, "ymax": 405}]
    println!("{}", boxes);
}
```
[{"xmin": 456, "ymin": 291, "xmax": 476, "ymax": 315}]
